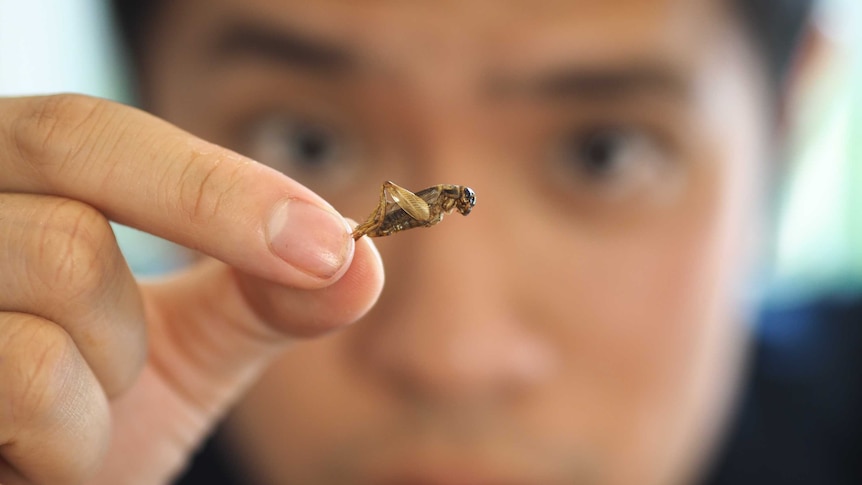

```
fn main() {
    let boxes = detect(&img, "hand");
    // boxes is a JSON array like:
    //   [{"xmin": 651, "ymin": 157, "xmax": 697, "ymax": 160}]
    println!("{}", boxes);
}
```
[{"xmin": 0, "ymin": 94, "xmax": 384, "ymax": 485}]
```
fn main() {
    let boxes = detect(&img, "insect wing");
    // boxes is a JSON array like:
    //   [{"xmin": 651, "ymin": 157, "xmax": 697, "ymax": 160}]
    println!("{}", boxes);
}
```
[{"xmin": 387, "ymin": 181, "xmax": 431, "ymax": 222}]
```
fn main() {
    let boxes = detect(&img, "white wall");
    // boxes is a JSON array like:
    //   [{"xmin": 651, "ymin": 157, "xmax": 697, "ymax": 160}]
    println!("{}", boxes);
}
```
[{"xmin": 0, "ymin": 0, "xmax": 127, "ymax": 98}]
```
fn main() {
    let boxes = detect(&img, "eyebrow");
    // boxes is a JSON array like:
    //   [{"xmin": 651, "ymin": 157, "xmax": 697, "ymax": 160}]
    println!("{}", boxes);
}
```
[
  {"xmin": 207, "ymin": 20, "xmax": 355, "ymax": 74},
  {"xmin": 488, "ymin": 64, "xmax": 689, "ymax": 101}
]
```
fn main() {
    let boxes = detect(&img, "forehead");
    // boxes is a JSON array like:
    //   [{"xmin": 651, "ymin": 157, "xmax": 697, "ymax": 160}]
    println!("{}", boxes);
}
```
[
  {"xmin": 168, "ymin": 0, "xmax": 733, "ymax": 74},
  {"xmin": 196, "ymin": 0, "xmax": 719, "ymax": 28}
]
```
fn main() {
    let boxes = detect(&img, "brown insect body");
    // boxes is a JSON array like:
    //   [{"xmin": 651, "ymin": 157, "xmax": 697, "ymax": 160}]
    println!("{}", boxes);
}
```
[{"xmin": 352, "ymin": 181, "xmax": 475, "ymax": 240}]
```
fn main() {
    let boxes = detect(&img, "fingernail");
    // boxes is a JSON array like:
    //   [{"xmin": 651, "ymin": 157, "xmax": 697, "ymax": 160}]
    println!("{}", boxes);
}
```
[{"xmin": 267, "ymin": 199, "xmax": 353, "ymax": 280}]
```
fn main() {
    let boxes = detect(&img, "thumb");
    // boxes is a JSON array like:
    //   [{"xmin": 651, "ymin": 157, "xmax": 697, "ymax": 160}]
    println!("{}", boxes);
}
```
[{"xmin": 91, "ymin": 237, "xmax": 384, "ymax": 485}]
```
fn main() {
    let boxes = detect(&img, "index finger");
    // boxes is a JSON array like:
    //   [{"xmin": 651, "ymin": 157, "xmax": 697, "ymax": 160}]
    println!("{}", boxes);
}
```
[{"xmin": 1, "ymin": 94, "xmax": 354, "ymax": 288}]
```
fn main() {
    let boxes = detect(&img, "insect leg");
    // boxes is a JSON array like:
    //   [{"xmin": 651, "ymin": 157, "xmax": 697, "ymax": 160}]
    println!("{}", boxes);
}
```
[{"xmin": 351, "ymin": 182, "xmax": 391, "ymax": 239}]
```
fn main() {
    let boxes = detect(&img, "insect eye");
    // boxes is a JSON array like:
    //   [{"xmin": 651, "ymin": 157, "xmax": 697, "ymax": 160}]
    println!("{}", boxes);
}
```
[
  {"xmin": 463, "ymin": 187, "xmax": 476, "ymax": 205},
  {"xmin": 457, "ymin": 187, "xmax": 475, "ymax": 215}
]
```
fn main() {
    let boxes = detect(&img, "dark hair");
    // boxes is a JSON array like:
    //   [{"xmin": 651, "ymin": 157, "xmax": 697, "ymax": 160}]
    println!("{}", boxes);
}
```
[
  {"xmin": 109, "ymin": 0, "xmax": 814, "ymax": 85},
  {"xmin": 110, "ymin": 0, "xmax": 159, "ymax": 66},
  {"xmin": 732, "ymin": 0, "xmax": 815, "ymax": 84}
]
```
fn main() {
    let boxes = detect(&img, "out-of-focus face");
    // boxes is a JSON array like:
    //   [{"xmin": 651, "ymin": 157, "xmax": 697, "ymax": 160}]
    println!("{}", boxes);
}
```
[{"xmin": 142, "ymin": 0, "xmax": 772, "ymax": 483}]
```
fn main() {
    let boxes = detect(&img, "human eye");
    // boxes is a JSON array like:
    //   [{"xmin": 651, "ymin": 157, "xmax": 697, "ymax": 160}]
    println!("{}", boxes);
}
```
[
  {"xmin": 243, "ymin": 114, "xmax": 358, "ymax": 188},
  {"xmin": 548, "ymin": 125, "xmax": 679, "ymax": 203}
]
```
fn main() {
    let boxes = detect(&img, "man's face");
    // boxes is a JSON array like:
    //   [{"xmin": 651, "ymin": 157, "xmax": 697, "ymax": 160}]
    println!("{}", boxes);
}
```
[{"xmin": 143, "ymin": 0, "xmax": 771, "ymax": 483}]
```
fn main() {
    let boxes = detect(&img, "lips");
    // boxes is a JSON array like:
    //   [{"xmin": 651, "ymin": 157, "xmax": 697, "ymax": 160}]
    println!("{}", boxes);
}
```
[
  {"xmin": 373, "ymin": 470, "xmax": 523, "ymax": 485},
  {"xmin": 346, "ymin": 422, "xmax": 576, "ymax": 485},
  {"xmin": 367, "ymin": 456, "xmax": 536, "ymax": 485}
]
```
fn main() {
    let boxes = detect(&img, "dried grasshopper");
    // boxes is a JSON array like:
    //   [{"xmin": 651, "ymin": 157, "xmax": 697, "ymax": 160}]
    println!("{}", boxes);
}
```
[{"xmin": 351, "ymin": 181, "xmax": 476, "ymax": 240}]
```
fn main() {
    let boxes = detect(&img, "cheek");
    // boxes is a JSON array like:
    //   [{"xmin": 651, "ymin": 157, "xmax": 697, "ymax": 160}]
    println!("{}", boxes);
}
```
[
  {"xmin": 508, "ymin": 138, "xmax": 755, "ymax": 479},
  {"xmin": 515, "ymin": 152, "xmax": 742, "ymax": 367}
]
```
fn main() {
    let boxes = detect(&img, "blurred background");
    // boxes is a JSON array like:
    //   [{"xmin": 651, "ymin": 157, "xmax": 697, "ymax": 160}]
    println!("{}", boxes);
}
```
[{"xmin": 0, "ymin": 0, "xmax": 859, "ymax": 298}]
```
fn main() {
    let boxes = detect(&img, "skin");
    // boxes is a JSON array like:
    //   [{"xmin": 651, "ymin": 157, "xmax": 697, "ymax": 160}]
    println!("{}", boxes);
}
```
[
  {"xmin": 142, "ymin": 0, "xmax": 773, "ymax": 483},
  {"xmin": 0, "ymin": 0, "xmax": 777, "ymax": 484}
]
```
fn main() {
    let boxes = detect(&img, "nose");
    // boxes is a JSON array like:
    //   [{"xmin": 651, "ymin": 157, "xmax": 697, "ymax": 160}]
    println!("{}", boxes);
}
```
[{"xmin": 354, "ymin": 221, "xmax": 554, "ymax": 406}]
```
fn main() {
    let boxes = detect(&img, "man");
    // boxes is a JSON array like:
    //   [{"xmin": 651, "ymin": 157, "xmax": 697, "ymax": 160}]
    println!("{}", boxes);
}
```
[{"xmin": 0, "ymin": 0, "xmax": 823, "ymax": 484}]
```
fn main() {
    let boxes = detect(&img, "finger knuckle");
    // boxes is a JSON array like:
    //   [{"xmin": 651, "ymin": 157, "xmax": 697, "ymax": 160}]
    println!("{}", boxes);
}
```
[
  {"xmin": 11, "ymin": 94, "xmax": 109, "ymax": 178},
  {"xmin": 0, "ymin": 314, "xmax": 107, "ymax": 485},
  {"xmin": 29, "ymin": 199, "xmax": 116, "ymax": 297},
  {"xmin": 174, "ymin": 147, "xmax": 247, "ymax": 225},
  {"xmin": 0, "ymin": 315, "xmax": 78, "ymax": 427}
]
